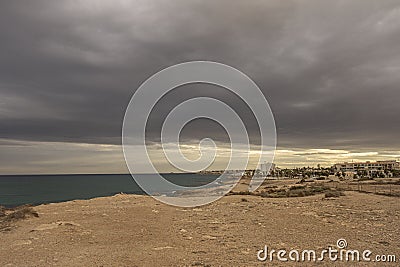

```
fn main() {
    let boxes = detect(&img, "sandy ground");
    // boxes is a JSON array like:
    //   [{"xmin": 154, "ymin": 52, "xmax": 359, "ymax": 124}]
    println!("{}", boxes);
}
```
[{"xmin": 0, "ymin": 191, "xmax": 399, "ymax": 266}]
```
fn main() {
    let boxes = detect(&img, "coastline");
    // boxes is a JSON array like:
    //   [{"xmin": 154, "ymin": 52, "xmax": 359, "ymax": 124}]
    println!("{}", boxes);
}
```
[{"xmin": 0, "ymin": 173, "xmax": 219, "ymax": 208}]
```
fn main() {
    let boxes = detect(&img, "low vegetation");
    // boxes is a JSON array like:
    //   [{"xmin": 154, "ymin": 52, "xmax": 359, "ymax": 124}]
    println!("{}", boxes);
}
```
[
  {"xmin": 0, "ymin": 205, "xmax": 39, "ymax": 232},
  {"xmin": 230, "ymin": 184, "xmax": 345, "ymax": 199},
  {"xmin": 324, "ymin": 190, "xmax": 345, "ymax": 198}
]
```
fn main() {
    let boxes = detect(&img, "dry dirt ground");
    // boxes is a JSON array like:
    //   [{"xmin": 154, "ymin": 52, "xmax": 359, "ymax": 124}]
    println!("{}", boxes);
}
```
[{"xmin": 0, "ymin": 190, "xmax": 399, "ymax": 266}]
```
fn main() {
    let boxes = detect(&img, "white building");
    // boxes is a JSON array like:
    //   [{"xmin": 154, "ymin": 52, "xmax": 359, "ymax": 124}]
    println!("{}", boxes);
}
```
[
  {"xmin": 257, "ymin": 162, "xmax": 276, "ymax": 176},
  {"xmin": 333, "ymin": 160, "xmax": 400, "ymax": 176}
]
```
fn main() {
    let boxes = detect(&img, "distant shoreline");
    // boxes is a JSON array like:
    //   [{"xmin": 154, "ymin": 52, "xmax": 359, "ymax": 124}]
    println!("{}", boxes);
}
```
[
  {"xmin": 0, "ymin": 172, "xmax": 199, "ymax": 177},
  {"xmin": 1, "ymin": 191, "xmax": 147, "ymax": 209},
  {"xmin": 0, "ymin": 173, "xmax": 218, "ymax": 208}
]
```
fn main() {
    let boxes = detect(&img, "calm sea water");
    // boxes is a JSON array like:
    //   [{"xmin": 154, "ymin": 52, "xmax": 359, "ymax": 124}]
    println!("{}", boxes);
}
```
[{"xmin": 0, "ymin": 173, "xmax": 218, "ymax": 207}]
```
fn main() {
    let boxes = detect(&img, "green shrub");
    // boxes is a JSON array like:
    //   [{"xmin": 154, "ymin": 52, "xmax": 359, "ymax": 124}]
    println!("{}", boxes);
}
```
[
  {"xmin": 286, "ymin": 189, "xmax": 306, "ymax": 197},
  {"xmin": 310, "ymin": 185, "xmax": 330, "ymax": 193},
  {"xmin": 289, "ymin": 185, "xmax": 306, "ymax": 191}
]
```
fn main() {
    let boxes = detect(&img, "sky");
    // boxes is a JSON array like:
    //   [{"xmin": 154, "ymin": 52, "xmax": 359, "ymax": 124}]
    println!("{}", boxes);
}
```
[{"xmin": 0, "ymin": 0, "xmax": 400, "ymax": 174}]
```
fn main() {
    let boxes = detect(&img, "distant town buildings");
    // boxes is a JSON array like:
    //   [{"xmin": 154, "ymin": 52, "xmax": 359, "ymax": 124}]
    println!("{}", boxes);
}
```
[
  {"xmin": 333, "ymin": 160, "xmax": 400, "ymax": 178},
  {"xmin": 198, "ymin": 160, "xmax": 400, "ymax": 179}
]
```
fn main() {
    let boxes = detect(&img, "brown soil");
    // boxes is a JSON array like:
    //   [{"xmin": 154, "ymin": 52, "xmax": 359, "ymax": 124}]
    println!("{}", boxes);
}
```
[{"xmin": 0, "ymin": 190, "xmax": 399, "ymax": 266}]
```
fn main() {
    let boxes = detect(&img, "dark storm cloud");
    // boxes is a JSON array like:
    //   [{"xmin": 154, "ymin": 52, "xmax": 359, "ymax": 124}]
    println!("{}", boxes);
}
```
[{"xmin": 1, "ymin": 0, "xmax": 400, "ymax": 151}]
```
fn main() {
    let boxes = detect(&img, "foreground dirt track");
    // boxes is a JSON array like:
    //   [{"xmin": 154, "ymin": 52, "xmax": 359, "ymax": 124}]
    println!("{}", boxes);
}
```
[{"xmin": 0, "ymin": 192, "xmax": 399, "ymax": 266}]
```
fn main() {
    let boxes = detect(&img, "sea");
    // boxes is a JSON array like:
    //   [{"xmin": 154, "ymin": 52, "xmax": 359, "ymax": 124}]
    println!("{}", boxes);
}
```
[{"xmin": 0, "ymin": 173, "xmax": 219, "ymax": 207}]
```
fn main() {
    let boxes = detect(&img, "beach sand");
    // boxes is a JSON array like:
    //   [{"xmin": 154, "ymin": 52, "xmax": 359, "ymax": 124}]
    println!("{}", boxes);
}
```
[{"xmin": 0, "ymin": 190, "xmax": 399, "ymax": 266}]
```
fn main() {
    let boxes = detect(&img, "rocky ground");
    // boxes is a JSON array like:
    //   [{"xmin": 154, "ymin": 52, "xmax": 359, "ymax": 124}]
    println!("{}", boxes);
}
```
[{"xmin": 0, "ymin": 185, "xmax": 399, "ymax": 266}]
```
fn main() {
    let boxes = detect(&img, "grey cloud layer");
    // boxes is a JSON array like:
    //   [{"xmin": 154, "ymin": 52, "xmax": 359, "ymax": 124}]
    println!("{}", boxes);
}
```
[{"xmin": 1, "ymin": 0, "xmax": 399, "ymax": 150}]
